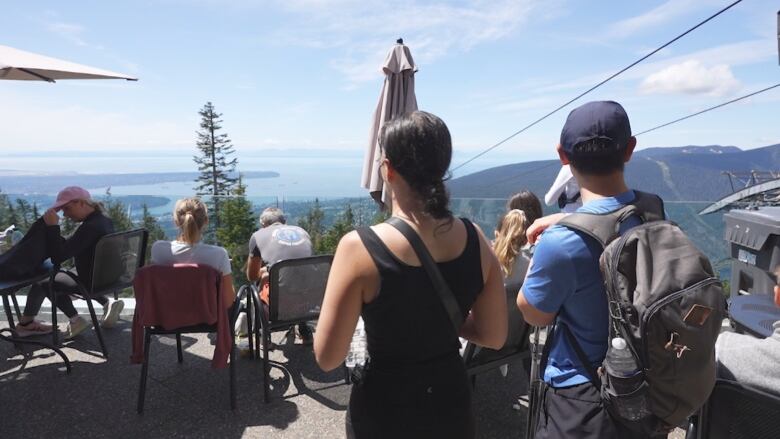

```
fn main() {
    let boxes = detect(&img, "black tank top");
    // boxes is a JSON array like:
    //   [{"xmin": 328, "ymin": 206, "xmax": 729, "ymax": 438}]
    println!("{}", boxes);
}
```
[{"xmin": 356, "ymin": 218, "xmax": 484, "ymax": 367}]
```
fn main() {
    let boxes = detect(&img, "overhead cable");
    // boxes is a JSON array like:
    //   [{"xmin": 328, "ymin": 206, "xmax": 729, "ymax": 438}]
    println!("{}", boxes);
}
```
[
  {"xmin": 451, "ymin": 0, "xmax": 744, "ymax": 173},
  {"xmin": 464, "ymin": 82, "xmax": 780, "ymax": 191},
  {"xmin": 634, "ymin": 83, "xmax": 780, "ymax": 136}
]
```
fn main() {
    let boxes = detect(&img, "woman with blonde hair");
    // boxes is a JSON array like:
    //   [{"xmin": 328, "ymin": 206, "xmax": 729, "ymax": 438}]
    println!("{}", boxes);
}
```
[
  {"xmin": 150, "ymin": 198, "xmax": 235, "ymax": 308},
  {"xmin": 314, "ymin": 111, "xmax": 507, "ymax": 438},
  {"xmin": 494, "ymin": 209, "xmax": 533, "ymax": 288}
]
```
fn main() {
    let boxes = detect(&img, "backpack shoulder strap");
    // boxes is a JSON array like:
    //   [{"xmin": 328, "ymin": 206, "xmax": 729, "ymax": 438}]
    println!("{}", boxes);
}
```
[
  {"xmin": 557, "ymin": 191, "xmax": 666, "ymax": 248},
  {"xmin": 630, "ymin": 190, "xmax": 665, "ymax": 222},
  {"xmin": 557, "ymin": 209, "xmax": 627, "ymax": 249}
]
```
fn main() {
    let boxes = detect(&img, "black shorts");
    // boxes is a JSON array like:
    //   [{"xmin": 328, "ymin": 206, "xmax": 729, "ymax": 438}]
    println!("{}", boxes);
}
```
[{"xmin": 535, "ymin": 382, "xmax": 657, "ymax": 439}]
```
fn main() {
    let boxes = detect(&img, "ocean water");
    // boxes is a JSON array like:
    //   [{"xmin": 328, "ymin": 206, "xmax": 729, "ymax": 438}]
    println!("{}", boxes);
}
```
[{"xmin": 5, "ymin": 155, "xmax": 364, "ymax": 199}]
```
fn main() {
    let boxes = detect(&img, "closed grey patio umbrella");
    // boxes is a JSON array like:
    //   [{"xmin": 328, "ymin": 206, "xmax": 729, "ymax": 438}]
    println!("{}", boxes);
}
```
[
  {"xmin": 361, "ymin": 39, "xmax": 418, "ymax": 207},
  {"xmin": 0, "ymin": 44, "xmax": 137, "ymax": 82}
]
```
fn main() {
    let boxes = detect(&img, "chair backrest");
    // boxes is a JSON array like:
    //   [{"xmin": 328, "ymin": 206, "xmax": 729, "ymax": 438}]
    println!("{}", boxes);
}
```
[
  {"xmin": 268, "ymin": 254, "xmax": 333, "ymax": 323},
  {"xmin": 699, "ymin": 379, "xmax": 780, "ymax": 439},
  {"xmin": 463, "ymin": 282, "xmax": 530, "ymax": 369},
  {"xmin": 91, "ymin": 228, "xmax": 149, "ymax": 294}
]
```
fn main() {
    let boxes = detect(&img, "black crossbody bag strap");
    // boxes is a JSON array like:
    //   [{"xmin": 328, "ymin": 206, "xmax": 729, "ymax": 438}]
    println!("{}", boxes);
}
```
[
  {"xmin": 560, "ymin": 322, "xmax": 601, "ymax": 389},
  {"xmin": 537, "ymin": 321, "xmax": 600, "ymax": 389},
  {"xmin": 385, "ymin": 217, "xmax": 463, "ymax": 334}
]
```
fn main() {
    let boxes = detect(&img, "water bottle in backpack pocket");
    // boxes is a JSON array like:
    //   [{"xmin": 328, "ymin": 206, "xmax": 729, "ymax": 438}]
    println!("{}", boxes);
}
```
[{"xmin": 602, "ymin": 337, "xmax": 651, "ymax": 422}]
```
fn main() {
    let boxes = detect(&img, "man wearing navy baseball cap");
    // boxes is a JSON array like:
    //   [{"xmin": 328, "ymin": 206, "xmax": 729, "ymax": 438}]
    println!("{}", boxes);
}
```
[{"xmin": 518, "ymin": 101, "xmax": 658, "ymax": 438}]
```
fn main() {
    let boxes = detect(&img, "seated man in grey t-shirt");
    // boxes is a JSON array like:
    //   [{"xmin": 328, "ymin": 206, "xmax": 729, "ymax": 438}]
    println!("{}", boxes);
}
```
[
  {"xmin": 247, "ymin": 207, "xmax": 314, "ymax": 343},
  {"xmin": 716, "ymin": 266, "xmax": 780, "ymax": 396}
]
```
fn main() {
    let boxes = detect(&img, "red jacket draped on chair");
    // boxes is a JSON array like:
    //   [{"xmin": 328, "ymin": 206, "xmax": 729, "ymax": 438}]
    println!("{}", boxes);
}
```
[{"xmin": 131, "ymin": 264, "xmax": 231, "ymax": 369}]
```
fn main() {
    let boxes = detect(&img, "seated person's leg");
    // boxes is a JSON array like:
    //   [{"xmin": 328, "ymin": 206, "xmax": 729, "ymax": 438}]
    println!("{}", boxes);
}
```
[
  {"xmin": 95, "ymin": 295, "xmax": 124, "ymax": 328},
  {"xmin": 48, "ymin": 271, "xmax": 91, "ymax": 339},
  {"xmin": 16, "ymin": 283, "xmax": 54, "ymax": 336}
]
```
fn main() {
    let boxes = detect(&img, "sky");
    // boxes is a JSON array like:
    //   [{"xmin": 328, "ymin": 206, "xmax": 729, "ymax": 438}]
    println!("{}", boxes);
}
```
[{"xmin": 1, "ymin": 0, "xmax": 779, "ymax": 178}]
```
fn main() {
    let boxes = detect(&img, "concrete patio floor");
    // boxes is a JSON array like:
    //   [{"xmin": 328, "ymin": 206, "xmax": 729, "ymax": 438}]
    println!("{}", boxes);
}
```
[{"xmin": 0, "ymin": 316, "xmax": 531, "ymax": 438}]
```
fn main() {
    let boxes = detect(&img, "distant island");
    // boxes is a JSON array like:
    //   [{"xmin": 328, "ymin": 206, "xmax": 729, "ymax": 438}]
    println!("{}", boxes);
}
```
[{"xmin": 0, "ymin": 171, "xmax": 279, "ymax": 194}]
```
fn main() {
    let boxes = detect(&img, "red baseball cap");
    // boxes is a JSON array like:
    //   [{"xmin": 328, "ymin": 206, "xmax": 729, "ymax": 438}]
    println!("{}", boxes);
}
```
[{"xmin": 51, "ymin": 186, "xmax": 91, "ymax": 211}]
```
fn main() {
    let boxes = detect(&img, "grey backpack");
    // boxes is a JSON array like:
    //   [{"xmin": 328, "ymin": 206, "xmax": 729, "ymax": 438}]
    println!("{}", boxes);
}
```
[{"xmin": 557, "ymin": 191, "xmax": 725, "ymax": 434}]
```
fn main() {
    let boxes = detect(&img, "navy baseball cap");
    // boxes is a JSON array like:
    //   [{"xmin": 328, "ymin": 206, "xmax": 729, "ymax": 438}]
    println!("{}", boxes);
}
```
[{"xmin": 560, "ymin": 101, "xmax": 631, "ymax": 156}]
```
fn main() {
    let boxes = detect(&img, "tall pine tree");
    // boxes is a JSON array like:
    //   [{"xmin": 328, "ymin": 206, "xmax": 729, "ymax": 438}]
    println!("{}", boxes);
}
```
[
  {"xmin": 216, "ymin": 177, "xmax": 257, "ymax": 284},
  {"xmin": 320, "ymin": 204, "xmax": 355, "ymax": 253},
  {"xmin": 139, "ymin": 203, "xmax": 166, "ymax": 263},
  {"xmin": 298, "ymin": 198, "xmax": 325, "ymax": 253},
  {"xmin": 193, "ymin": 101, "xmax": 237, "ymax": 242}
]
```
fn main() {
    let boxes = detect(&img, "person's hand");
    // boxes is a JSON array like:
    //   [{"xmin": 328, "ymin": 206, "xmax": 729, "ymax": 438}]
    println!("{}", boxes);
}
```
[
  {"xmin": 526, "ymin": 213, "xmax": 567, "ymax": 245},
  {"xmin": 43, "ymin": 208, "xmax": 60, "ymax": 226}
]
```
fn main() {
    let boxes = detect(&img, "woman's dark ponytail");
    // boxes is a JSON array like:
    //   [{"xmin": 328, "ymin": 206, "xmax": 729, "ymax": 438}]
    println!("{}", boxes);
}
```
[{"xmin": 424, "ymin": 179, "xmax": 452, "ymax": 220}]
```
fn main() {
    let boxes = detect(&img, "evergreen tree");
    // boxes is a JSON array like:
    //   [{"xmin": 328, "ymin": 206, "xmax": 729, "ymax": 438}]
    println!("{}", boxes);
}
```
[
  {"xmin": 103, "ymin": 189, "xmax": 133, "ymax": 232},
  {"xmin": 371, "ymin": 209, "xmax": 390, "ymax": 225},
  {"xmin": 215, "ymin": 178, "xmax": 257, "ymax": 284},
  {"xmin": 320, "ymin": 204, "xmax": 356, "ymax": 253},
  {"xmin": 193, "ymin": 101, "xmax": 237, "ymax": 242},
  {"xmin": 5, "ymin": 200, "xmax": 20, "ymax": 228},
  {"xmin": 0, "ymin": 190, "xmax": 10, "ymax": 228},
  {"xmin": 15, "ymin": 199, "xmax": 32, "ymax": 229},
  {"xmin": 31, "ymin": 202, "xmax": 40, "ymax": 220},
  {"xmin": 139, "ymin": 203, "xmax": 166, "ymax": 263},
  {"xmin": 298, "ymin": 198, "xmax": 325, "ymax": 253}
]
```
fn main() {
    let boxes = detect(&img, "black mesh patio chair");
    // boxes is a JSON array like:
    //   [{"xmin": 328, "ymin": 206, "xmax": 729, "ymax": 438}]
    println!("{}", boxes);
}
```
[
  {"xmin": 462, "ymin": 282, "xmax": 531, "ymax": 387},
  {"xmin": 244, "ymin": 254, "xmax": 333, "ymax": 403},
  {"xmin": 50, "ymin": 228, "xmax": 148, "ymax": 357},
  {"xmin": 689, "ymin": 379, "xmax": 780, "ymax": 439},
  {"xmin": 134, "ymin": 264, "xmax": 239, "ymax": 413}
]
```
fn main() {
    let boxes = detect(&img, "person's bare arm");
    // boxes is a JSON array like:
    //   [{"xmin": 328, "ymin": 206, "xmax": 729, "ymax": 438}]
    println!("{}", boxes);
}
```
[
  {"xmin": 222, "ymin": 274, "xmax": 236, "ymax": 308},
  {"xmin": 459, "ymin": 224, "xmax": 508, "ymax": 350},
  {"xmin": 517, "ymin": 289, "xmax": 556, "ymax": 326},
  {"xmin": 246, "ymin": 255, "xmax": 263, "ymax": 282},
  {"xmin": 526, "ymin": 213, "xmax": 567, "ymax": 245},
  {"xmin": 314, "ymin": 231, "xmax": 370, "ymax": 371}
]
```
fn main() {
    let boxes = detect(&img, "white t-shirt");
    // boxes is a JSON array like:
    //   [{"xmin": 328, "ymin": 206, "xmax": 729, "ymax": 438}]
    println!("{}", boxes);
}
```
[{"xmin": 151, "ymin": 240, "xmax": 232, "ymax": 276}]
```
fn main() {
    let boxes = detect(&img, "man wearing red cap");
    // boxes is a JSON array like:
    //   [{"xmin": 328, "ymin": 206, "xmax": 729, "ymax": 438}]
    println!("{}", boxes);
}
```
[{"xmin": 15, "ymin": 186, "xmax": 122, "ymax": 338}]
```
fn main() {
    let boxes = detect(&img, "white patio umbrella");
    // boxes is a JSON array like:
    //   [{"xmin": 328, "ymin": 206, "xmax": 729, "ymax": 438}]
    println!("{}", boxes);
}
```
[
  {"xmin": 0, "ymin": 44, "xmax": 137, "ymax": 82},
  {"xmin": 361, "ymin": 39, "xmax": 418, "ymax": 207}
]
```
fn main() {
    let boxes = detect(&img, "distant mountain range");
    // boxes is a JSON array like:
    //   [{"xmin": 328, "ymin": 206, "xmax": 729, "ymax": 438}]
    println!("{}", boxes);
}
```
[
  {"xmin": 449, "ymin": 144, "xmax": 780, "ymax": 202},
  {"xmin": 0, "ymin": 171, "xmax": 279, "ymax": 194}
]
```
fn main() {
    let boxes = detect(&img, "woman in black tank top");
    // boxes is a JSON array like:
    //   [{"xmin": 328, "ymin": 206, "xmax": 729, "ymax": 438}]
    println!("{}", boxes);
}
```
[{"xmin": 314, "ymin": 112, "xmax": 508, "ymax": 439}]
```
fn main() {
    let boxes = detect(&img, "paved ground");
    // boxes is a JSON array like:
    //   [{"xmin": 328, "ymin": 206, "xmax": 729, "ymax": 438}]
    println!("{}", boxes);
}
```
[{"xmin": 0, "ymin": 316, "xmax": 531, "ymax": 438}]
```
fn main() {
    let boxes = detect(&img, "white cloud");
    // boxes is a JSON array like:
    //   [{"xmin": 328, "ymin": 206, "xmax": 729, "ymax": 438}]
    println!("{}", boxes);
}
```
[
  {"xmin": 607, "ymin": 0, "xmax": 715, "ymax": 39},
  {"xmin": 267, "ymin": 0, "xmax": 549, "ymax": 87},
  {"xmin": 534, "ymin": 39, "xmax": 772, "ymax": 95},
  {"xmin": 0, "ymin": 91, "xmax": 190, "ymax": 151},
  {"xmin": 639, "ymin": 60, "xmax": 740, "ymax": 96},
  {"xmin": 47, "ymin": 22, "xmax": 88, "ymax": 46},
  {"xmin": 42, "ymin": 18, "xmax": 140, "ymax": 74}
]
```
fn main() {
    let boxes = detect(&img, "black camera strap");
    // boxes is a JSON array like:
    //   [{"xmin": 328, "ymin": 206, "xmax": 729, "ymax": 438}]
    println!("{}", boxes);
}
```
[{"xmin": 385, "ymin": 217, "xmax": 463, "ymax": 335}]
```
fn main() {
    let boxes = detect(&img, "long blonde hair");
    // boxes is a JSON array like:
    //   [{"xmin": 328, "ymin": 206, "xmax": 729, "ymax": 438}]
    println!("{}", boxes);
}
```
[
  {"xmin": 493, "ymin": 209, "xmax": 529, "ymax": 277},
  {"xmin": 173, "ymin": 198, "xmax": 208, "ymax": 244}
]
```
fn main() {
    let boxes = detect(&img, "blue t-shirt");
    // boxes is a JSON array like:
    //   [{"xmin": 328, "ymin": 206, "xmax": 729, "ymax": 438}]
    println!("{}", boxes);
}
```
[{"xmin": 523, "ymin": 190, "xmax": 640, "ymax": 387}]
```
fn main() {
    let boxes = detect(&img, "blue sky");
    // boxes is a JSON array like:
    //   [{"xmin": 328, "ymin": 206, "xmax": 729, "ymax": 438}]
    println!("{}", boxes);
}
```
[{"xmin": 1, "ymin": 0, "xmax": 779, "ymax": 177}]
